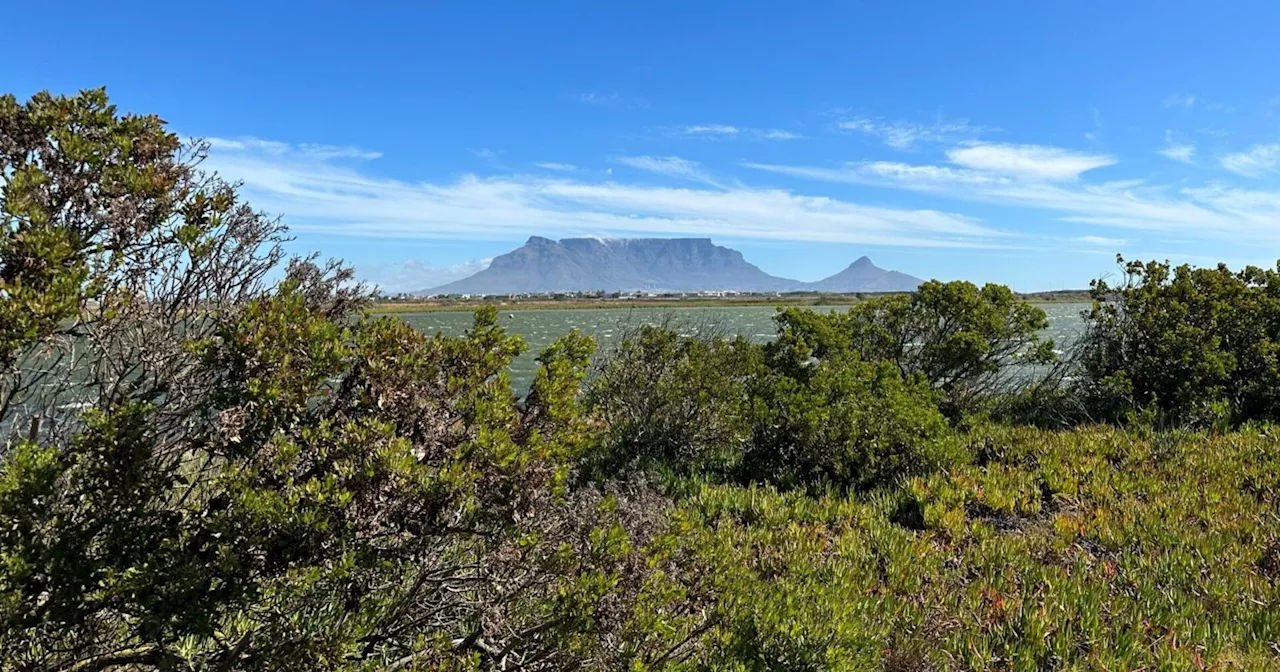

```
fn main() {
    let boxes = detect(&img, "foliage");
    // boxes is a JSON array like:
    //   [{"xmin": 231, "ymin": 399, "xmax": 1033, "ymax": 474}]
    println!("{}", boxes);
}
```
[
  {"xmin": 587, "ymin": 316, "xmax": 964, "ymax": 492},
  {"xmin": 665, "ymin": 425, "xmax": 1280, "ymax": 670},
  {"xmin": 586, "ymin": 319, "xmax": 761, "ymax": 477},
  {"xmin": 8, "ymin": 88, "xmax": 1280, "ymax": 672},
  {"xmin": 741, "ymin": 333, "xmax": 965, "ymax": 491},
  {"xmin": 0, "ymin": 90, "xmax": 710, "ymax": 671},
  {"xmin": 1080, "ymin": 255, "xmax": 1280, "ymax": 425},
  {"xmin": 773, "ymin": 281, "xmax": 1056, "ymax": 413}
]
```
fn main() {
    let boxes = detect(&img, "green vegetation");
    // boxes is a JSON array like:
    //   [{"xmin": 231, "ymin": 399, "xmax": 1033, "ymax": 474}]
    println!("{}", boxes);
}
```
[
  {"xmin": 1081, "ymin": 255, "xmax": 1280, "ymax": 426},
  {"xmin": 2, "ymin": 90, "xmax": 1279, "ymax": 670}
]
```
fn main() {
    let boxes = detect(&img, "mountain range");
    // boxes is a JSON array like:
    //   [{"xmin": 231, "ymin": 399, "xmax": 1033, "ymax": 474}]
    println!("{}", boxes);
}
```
[{"xmin": 426, "ymin": 236, "xmax": 923, "ymax": 295}]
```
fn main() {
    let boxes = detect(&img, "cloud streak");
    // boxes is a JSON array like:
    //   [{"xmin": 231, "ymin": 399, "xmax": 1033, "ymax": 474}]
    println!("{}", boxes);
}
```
[
  {"xmin": 745, "ymin": 146, "xmax": 1280, "ymax": 243},
  {"xmin": 613, "ymin": 155, "xmax": 714, "ymax": 184},
  {"xmin": 677, "ymin": 125, "xmax": 802, "ymax": 141},
  {"xmin": 835, "ymin": 116, "xmax": 994, "ymax": 149},
  {"xmin": 1221, "ymin": 144, "xmax": 1280, "ymax": 177},
  {"xmin": 945, "ymin": 143, "xmax": 1115, "ymax": 180},
  {"xmin": 202, "ymin": 137, "xmax": 1005, "ymax": 249}
]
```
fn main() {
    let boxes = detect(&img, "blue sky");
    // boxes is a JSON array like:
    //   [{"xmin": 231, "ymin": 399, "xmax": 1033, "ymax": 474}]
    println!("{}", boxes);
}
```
[{"xmin": 7, "ymin": 1, "xmax": 1280, "ymax": 291}]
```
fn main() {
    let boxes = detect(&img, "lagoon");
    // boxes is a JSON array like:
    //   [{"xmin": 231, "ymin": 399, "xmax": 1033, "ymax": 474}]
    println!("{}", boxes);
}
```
[{"xmin": 395, "ymin": 303, "xmax": 1091, "ymax": 393}]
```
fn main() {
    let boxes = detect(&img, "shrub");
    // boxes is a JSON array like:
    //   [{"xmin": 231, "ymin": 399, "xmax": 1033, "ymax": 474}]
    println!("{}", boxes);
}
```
[
  {"xmin": 742, "ymin": 346, "xmax": 966, "ymax": 492},
  {"xmin": 773, "ymin": 280, "xmax": 1056, "ymax": 414},
  {"xmin": 587, "ymin": 317, "xmax": 964, "ymax": 492},
  {"xmin": 1080, "ymin": 255, "xmax": 1280, "ymax": 425},
  {"xmin": 585, "ymin": 319, "xmax": 761, "ymax": 477}
]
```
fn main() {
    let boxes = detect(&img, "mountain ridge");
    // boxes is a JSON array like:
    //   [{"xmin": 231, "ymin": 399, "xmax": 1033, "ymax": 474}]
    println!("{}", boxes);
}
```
[{"xmin": 425, "ymin": 237, "xmax": 923, "ymax": 295}]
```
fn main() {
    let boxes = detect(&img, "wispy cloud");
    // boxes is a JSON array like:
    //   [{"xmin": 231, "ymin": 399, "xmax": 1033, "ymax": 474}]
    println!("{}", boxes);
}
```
[
  {"xmin": 578, "ymin": 91, "xmax": 649, "ymax": 108},
  {"xmin": 835, "ymin": 116, "xmax": 994, "ymax": 150},
  {"xmin": 534, "ymin": 162, "xmax": 578, "ymax": 171},
  {"xmin": 1163, "ymin": 93, "xmax": 1197, "ymax": 110},
  {"xmin": 361, "ymin": 258, "xmax": 493, "ymax": 293},
  {"xmin": 745, "ymin": 146, "xmax": 1280, "ymax": 243},
  {"xmin": 1071, "ymin": 235, "xmax": 1128, "ymax": 248},
  {"xmin": 1157, "ymin": 131, "xmax": 1196, "ymax": 164},
  {"xmin": 682, "ymin": 124, "xmax": 740, "ymax": 136},
  {"xmin": 613, "ymin": 155, "xmax": 712, "ymax": 183},
  {"xmin": 945, "ymin": 143, "xmax": 1116, "ymax": 180},
  {"xmin": 1220, "ymin": 144, "xmax": 1280, "ymax": 177},
  {"xmin": 202, "ymin": 137, "xmax": 1005, "ymax": 248},
  {"xmin": 203, "ymin": 136, "xmax": 382, "ymax": 161},
  {"xmin": 677, "ymin": 125, "xmax": 802, "ymax": 141}
]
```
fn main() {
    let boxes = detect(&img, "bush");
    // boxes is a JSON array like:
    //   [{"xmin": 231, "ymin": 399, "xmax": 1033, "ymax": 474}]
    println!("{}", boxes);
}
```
[
  {"xmin": 1080, "ymin": 255, "xmax": 1280, "ymax": 425},
  {"xmin": 743, "ymin": 331, "xmax": 966, "ymax": 491},
  {"xmin": 773, "ymin": 280, "xmax": 1056, "ymax": 414},
  {"xmin": 585, "ymin": 319, "xmax": 761, "ymax": 477},
  {"xmin": 588, "ymin": 315, "xmax": 966, "ymax": 492}
]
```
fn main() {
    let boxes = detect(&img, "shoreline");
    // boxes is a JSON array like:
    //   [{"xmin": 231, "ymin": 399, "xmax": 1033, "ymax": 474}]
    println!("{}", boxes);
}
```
[{"xmin": 370, "ymin": 292, "xmax": 1092, "ymax": 314}]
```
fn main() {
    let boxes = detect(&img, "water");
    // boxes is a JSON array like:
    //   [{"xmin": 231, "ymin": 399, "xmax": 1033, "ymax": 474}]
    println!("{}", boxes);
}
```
[{"xmin": 395, "ymin": 303, "xmax": 1090, "ymax": 393}]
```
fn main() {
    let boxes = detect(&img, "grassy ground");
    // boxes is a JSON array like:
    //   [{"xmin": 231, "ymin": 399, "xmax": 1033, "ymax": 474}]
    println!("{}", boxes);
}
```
[{"xmin": 668, "ymin": 424, "xmax": 1280, "ymax": 670}]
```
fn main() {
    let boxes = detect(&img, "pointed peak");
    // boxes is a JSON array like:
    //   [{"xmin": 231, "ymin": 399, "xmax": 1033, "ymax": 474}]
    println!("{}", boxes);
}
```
[
  {"xmin": 525, "ymin": 235, "xmax": 557, "ymax": 246},
  {"xmin": 850, "ymin": 255, "xmax": 875, "ymax": 269}
]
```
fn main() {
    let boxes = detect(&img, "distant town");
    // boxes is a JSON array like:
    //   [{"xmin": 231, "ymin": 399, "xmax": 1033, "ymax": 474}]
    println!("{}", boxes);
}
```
[{"xmin": 370, "ymin": 288, "xmax": 1092, "ymax": 313}]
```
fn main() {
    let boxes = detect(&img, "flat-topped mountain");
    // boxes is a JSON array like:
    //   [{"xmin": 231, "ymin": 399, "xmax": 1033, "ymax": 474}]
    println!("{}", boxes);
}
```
[{"xmin": 425, "ymin": 237, "xmax": 922, "ymax": 294}]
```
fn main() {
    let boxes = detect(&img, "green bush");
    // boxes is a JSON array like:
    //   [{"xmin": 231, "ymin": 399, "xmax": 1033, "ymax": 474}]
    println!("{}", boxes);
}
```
[
  {"xmin": 585, "ymin": 321, "xmax": 761, "ymax": 477},
  {"xmin": 773, "ymin": 281, "xmax": 1056, "ymax": 414},
  {"xmin": 1081, "ymin": 255, "xmax": 1280, "ymax": 425},
  {"xmin": 742, "ymin": 351, "xmax": 965, "ymax": 492},
  {"xmin": 588, "ymin": 314, "xmax": 966, "ymax": 492}
]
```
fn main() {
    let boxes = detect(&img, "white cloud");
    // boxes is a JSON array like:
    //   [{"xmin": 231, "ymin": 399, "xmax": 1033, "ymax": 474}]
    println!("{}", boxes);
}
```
[
  {"xmin": 1220, "ymin": 144, "xmax": 1280, "ymax": 177},
  {"xmin": 1158, "ymin": 146, "xmax": 1196, "ymax": 163},
  {"xmin": 1163, "ymin": 93, "xmax": 1196, "ymax": 109},
  {"xmin": 202, "ymin": 136, "xmax": 381, "ymax": 160},
  {"xmin": 945, "ymin": 143, "xmax": 1115, "ymax": 180},
  {"xmin": 534, "ymin": 162, "xmax": 577, "ymax": 171},
  {"xmin": 1071, "ymin": 235, "xmax": 1128, "ymax": 248},
  {"xmin": 613, "ymin": 155, "xmax": 709, "ymax": 182},
  {"xmin": 682, "ymin": 124, "xmax": 740, "ymax": 136},
  {"xmin": 201, "ymin": 137, "xmax": 1006, "ymax": 249},
  {"xmin": 361, "ymin": 258, "xmax": 493, "ymax": 293},
  {"xmin": 1157, "ymin": 131, "xmax": 1196, "ymax": 164},
  {"xmin": 836, "ymin": 116, "xmax": 994, "ymax": 149},
  {"xmin": 744, "ymin": 153, "xmax": 1280, "ymax": 242},
  {"xmin": 677, "ymin": 125, "xmax": 801, "ymax": 141}
]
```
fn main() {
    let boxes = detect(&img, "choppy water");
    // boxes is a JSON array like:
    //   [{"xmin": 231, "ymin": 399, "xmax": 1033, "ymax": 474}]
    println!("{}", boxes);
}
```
[{"xmin": 396, "ymin": 303, "xmax": 1090, "ymax": 393}]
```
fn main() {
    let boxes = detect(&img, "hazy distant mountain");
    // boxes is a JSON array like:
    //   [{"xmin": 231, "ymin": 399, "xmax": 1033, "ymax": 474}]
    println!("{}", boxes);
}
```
[
  {"xmin": 424, "ymin": 237, "xmax": 922, "ymax": 294},
  {"xmin": 803, "ymin": 256, "xmax": 923, "ymax": 292}
]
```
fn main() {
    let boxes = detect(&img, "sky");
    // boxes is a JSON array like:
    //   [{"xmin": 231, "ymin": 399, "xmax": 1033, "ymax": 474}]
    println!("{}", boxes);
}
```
[{"xmin": 7, "ymin": 1, "xmax": 1280, "ymax": 292}]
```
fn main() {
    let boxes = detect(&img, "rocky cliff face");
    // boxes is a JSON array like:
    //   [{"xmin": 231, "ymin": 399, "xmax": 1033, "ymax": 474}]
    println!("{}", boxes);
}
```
[{"xmin": 426, "ymin": 237, "xmax": 922, "ymax": 294}]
